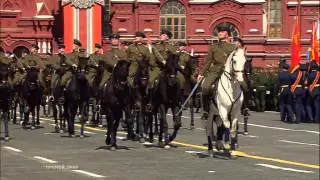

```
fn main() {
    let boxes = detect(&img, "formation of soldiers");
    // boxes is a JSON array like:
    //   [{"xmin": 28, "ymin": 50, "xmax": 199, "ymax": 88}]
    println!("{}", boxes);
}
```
[{"xmin": 1, "ymin": 24, "xmax": 318, "ymax": 125}]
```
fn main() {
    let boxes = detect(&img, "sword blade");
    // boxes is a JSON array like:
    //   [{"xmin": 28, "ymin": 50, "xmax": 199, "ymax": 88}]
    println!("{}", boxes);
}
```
[{"xmin": 175, "ymin": 81, "xmax": 200, "ymax": 116}]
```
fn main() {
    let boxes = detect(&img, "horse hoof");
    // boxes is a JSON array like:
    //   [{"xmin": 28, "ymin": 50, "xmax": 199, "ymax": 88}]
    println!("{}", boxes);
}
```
[
  {"xmin": 4, "ymin": 136, "xmax": 10, "ymax": 142},
  {"xmin": 98, "ymin": 124, "xmax": 103, "ymax": 128},
  {"xmin": 59, "ymin": 129, "xmax": 64, "ymax": 134},
  {"xmin": 215, "ymin": 141, "xmax": 224, "ymax": 151},
  {"xmin": 230, "ymin": 152, "xmax": 238, "ymax": 160},
  {"xmin": 223, "ymin": 144, "xmax": 231, "ymax": 153},
  {"xmin": 20, "ymin": 121, "xmax": 24, "ymax": 125},
  {"xmin": 243, "ymin": 132, "xmax": 249, "ymax": 136},
  {"xmin": 105, "ymin": 138, "xmax": 111, "ymax": 145},
  {"xmin": 110, "ymin": 146, "xmax": 116, "ymax": 151},
  {"xmin": 80, "ymin": 135, "xmax": 84, "ymax": 139},
  {"xmin": 164, "ymin": 145, "xmax": 170, "ymax": 150},
  {"xmin": 139, "ymin": 138, "xmax": 145, "ymax": 143},
  {"xmin": 31, "ymin": 126, "xmax": 36, "ymax": 130},
  {"xmin": 208, "ymin": 150, "xmax": 215, "ymax": 158},
  {"xmin": 36, "ymin": 121, "xmax": 40, "ymax": 125},
  {"xmin": 158, "ymin": 141, "xmax": 164, "ymax": 147}
]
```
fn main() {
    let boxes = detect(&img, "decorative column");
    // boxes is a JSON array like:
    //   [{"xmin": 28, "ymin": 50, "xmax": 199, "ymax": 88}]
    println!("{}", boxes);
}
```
[{"xmin": 61, "ymin": 0, "xmax": 104, "ymax": 54}]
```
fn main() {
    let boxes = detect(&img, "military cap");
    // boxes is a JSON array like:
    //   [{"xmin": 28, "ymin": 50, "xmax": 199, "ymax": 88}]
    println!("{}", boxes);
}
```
[
  {"xmin": 5, "ymin": 51, "xmax": 12, "ymax": 55},
  {"xmin": 123, "ymin": 41, "xmax": 132, "ymax": 46},
  {"xmin": 74, "ymin": 39, "xmax": 82, "ymax": 47},
  {"xmin": 109, "ymin": 33, "xmax": 120, "ymax": 39},
  {"xmin": 58, "ymin": 44, "xmax": 66, "ymax": 49},
  {"xmin": 95, "ymin": 43, "xmax": 102, "ymax": 49},
  {"xmin": 233, "ymin": 37, "xmax": 243, "ymax": 44},
  {"xmin": 32, "ymin": 44, "xmax": 39, "ymax": 50},
  {"xmin": 281, "ymin": 62, "xmax": 289, "ymax": 70},
  {"xmin": 21, "ymin": 48, "xmax": 29, "ymax": 54},
  {"xmin": 160, "ymin": 29, "xmax": 172, "ymax": 39},
  {"xmin": 175, "ymin": 41, "xmax": 187, "ymax": 47},
  {"xmin": 217, "ymin": 24, "xmax": 231, "ymax": 34},
  {"xmin": 135, "ymin": 31, "xmax": 146, "ymax": 38}
]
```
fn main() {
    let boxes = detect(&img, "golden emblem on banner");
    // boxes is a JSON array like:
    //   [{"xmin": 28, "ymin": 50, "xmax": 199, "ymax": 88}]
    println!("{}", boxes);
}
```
[{"xmin": 61, "ymin": 0, "xmax": 104, "ymax": 9}]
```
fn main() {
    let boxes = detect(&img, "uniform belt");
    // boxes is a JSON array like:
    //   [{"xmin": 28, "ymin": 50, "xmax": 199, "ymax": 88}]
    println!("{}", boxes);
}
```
[
  {"xmin": 315, "ymin": 84, "xmax": 320, "ymax": 87},
  {"xmin": 281, "ymin": 85, "xmax": 289, "ymax": 88},
  {"xmin": 296, "ymin": 85, "xmax": 302, "ymax": 87}
]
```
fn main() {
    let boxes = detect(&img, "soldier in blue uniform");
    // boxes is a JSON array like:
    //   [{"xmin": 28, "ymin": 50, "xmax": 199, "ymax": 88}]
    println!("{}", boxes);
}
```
[
  {"xmin": 291, "ymin": 63, "xmax": 308, "ymax": 124},
  {"xmin": 275, "ymin": 61, "xmax": 294, "ymax": 123},
  {"xmin": 307, "ymin": 61, "xmax": 320, "ymax": 123}
]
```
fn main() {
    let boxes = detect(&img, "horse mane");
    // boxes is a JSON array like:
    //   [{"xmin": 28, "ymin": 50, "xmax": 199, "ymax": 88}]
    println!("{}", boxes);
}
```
[
  {"xmin": 112, "ymin": 60, "xmax": 130, "ymax": 82},
  {"xmin": 163, "ymin": 53, "xmax": 179, "ymax": 74},
  {"xmin": 26, "ymin": 67, "xmax": 39, "ymax": 82}
]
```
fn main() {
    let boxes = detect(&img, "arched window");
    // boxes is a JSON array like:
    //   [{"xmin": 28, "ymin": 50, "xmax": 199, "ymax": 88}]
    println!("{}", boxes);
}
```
[
  {"xmin": 160, "ymin": 0, "xmax": 186, "ymax": 42},
  {"xmin": 102, "ymin": 0, "xmax": 112, "ymax": 38},
  {"xmin": 13, "ymin": 46, "xmax": 29, "ymax": 58},
  {"xmin": 212, "ymin": 22, "xmax": 240, "ymax": 39}
]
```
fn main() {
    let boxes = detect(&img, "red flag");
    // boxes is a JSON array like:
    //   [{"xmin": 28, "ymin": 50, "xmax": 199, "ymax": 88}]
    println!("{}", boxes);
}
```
[
  {"xmin": 290, "ymin": 16, "xmax": 301, "ymax": 73},
  {"xmin": 310, "ymin": 18, "xmax": 319, "ymax": 64}
]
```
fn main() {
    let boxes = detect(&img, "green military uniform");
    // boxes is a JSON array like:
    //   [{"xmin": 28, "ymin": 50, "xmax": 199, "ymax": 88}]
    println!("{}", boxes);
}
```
[
  {"xmin": 86, "ymin": 52, "xmax": 103, "ymax": 87},
  {"xmin": 127, "ymin": 43, "xmax": 159, "ymax": 88},
  {"xmin": 252, "ymin": 69, "xmax": 267, "ymax": 112},
  {"xmin": 177, "ymin": 51, "xmax": 191, "ymax": 91},
  {"xmin": 60, "ymin": 50, "xmax": 79, "ymax": 86},
  {"xmin": 153, "ymin": 41, "xmax": 186, "ymax": 89},
  {"xmin": 99, "ymin": 47, "xmax": 128, "ymax": 90},
  {"xmin": 21, "ymin": 53, "xmax": 44, "ymax": 86},
  {"xmin": 199, "ymin": 40, "xmax": 236, "ymax": 95},
  {"xmin": 49, "ymin": 53, "xmax": 63, "ymax": 88},
  {"xmin": 0, "ymin": 54, "xmax": 15, "ymax": 87}
]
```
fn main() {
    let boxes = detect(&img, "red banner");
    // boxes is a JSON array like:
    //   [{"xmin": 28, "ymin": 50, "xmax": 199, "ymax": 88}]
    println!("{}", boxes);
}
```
[
  {"xmin": 290, "ymin": 16, "xmax": 301, "ymax": 73},
  {"xmin": 310, "ymin": 18, "xmax": 319, "ymax": 64}
]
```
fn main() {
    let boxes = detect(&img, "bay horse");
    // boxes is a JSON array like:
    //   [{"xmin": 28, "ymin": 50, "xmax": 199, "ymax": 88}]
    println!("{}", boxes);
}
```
[
  {"xmin": 102, "ymin": 60, "xmax": 134, "ymax": 151},
  {"xmin": 64, "ymin": 56, "xmax": 90, "ymax": 138},
  {"xmin": 205, "ymin": 48, "xmax": 247, "ymax": 159},
  {"xmin": 0, "ymin": 63, "xmax": 11, "ymax": 141},
  {"xmin": 21, "ymin": 67, "xmax": 42, "ymax": 130},
  {"xmin": 153, "ymin": 53, "xmax": 182, "ymax": 149}
]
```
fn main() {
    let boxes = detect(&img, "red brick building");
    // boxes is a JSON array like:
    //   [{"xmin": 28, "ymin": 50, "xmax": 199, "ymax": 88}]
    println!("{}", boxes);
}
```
[{"xmin": 0, "ymin": 0, "xmax": 319, "ymax": 66}]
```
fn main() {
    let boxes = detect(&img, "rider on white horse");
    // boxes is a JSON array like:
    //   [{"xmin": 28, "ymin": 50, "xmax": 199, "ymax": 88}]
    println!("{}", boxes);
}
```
[{"xmin": 197, "ymin": 24, "xmax": 249, "ymax": 120}]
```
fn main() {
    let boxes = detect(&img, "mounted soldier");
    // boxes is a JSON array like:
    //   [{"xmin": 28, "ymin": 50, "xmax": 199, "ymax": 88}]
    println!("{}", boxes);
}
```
[
  {"xmin": 49, "ymin": 44, "xmax": 66, "ymax": 91},
  {"xmin": 127, "ymin": 32, "xmax": 158, "ymax": 95},
  {"xmin": 59, "ymin": 39, "xmax": 81, "ymax": 92},
  {"xmin": 153, "ymin": 29, "xmax": 186, "ymax": 99},
  {"xmin": 86, "ymin": 43, "xmax": 103, "ymax": 87},
  {"xmin": 12, "ymin": 49, "xmax": 28, "ymax": 87},
  {"xmin": 196, "ymin": 24, "xmax": 237, "ymax": 120},
  {"xmin": 175, "ymin": 41, "xmax": 190, "ymax": 91},
  {"xmin": 99, "ymin": 33, "xmax": 128, "ymax": 91}
]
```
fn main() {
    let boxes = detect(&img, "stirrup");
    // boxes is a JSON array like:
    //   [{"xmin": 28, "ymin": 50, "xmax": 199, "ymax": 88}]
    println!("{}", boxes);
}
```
[
  {"xmin": 48, "ymin": 96, "xmax": 55, "ymax": 102},
  {"xmin": 145, "ymin": 103, "xmax": 152, "ymax": 112}
]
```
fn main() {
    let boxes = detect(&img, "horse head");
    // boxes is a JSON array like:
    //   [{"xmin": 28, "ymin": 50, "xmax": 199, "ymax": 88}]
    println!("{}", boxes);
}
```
[
  {"xmin": 164, "ymin": 53, "xmax": 179, "ymax": 87},
  {"xmin": 25, "ymin": 67, "xmax": 39, "ymax": 90},
  {"xmin": 76, "ymin": 56, "xmax": 88, "ymax": 80},
  {"xmin": 225, "ymin": 48, "xmax": 246, "ymax": 83},
  {"xmin": 112, "ymin": 60, "xmax": 130, "ymax": 91},
  {"xmin": 135, "ymin": 59, "xmax": 149, "ymax": 87},
  {"xmin": 244, "ymin": 58, "xmax": 253, "ymax": 79}
]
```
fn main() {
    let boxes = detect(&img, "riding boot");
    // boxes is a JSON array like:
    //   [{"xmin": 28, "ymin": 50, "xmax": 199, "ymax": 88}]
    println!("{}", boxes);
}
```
[
  {"xmin": 59, "ymin": 85, "xmax": 66, "ymax": 104},
  {"xmin": 201, "ymin": 94, "xmax": 210, "ymax": 120}
]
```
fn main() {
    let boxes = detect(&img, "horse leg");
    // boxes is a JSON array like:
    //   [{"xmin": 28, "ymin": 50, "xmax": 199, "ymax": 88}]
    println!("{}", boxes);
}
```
[
  {"xmin": 159, "ymin": 105, "xmax": 170, "ymax": 149},
  {"xmin": 154, "ymin": 111, "xmax": 159, "ymax": 134},
  {"xmin": 206, "ymin": 113, "xmax": 215, "ymax": 157},
  {"xmin": 80, "ymin": 102, "xmax": 86, "ymax": 139},
  {"xmin": 30, "ymin": 106, "xmax": 36, "ymax": 130},
  {"xmin": 20, "ymin": 103, "xmax": 26, "ymax": 125},
  {"xmin": 138, "ymin": 109, "xmax": 145, "ymax": 143},
  {"xmin": 105, "ymin": 107, "xmax": 112, "ymax": 146},
  {"xmin": 67, "ymin": 104, "xmax": 76, "ymax": 137},
  {"xmin": 189, "ymin": 98, "xmax": 195, "ymax": 129},
  {"xmin": 229, "ymin": 115, "xmax": 239, "ymax": 159},
  {"xmin": 52, "ymin": 102, "xmax": 59, "ymax": 132},
  {"xmin": 36, "ymin": 105, "xmax": 40, "ymax": 125},
  {"xmin": 4, "ymin": 109, "xmax": 10, "ymax": 141},
  {"xmin": 169, "ymin": 105, "xmax": 181, "ymax": 142},
  {"xmin": 148, "ymin": 115, "xmax": 154, "ymax": 143},
  {"xmin": 125, "ymin": 106, "xmax": 136, "ymax": 141}
]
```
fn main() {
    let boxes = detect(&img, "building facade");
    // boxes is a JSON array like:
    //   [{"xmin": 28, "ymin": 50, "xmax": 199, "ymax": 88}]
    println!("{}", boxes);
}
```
[{"xmin": 0, "ymin": 0, "xmax": 319, "ymax": 66}]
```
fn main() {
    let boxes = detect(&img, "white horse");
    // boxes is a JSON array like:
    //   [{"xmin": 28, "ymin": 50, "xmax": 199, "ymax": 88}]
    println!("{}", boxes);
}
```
[{"xmin": 205, "ymin": 48, "xmax": 247, "ymax": 159}]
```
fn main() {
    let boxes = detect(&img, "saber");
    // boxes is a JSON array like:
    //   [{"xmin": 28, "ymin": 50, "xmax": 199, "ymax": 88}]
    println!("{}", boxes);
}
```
[{"xmin": 175, "ymin": 80, "xmax": 202, "ymax": 116}]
